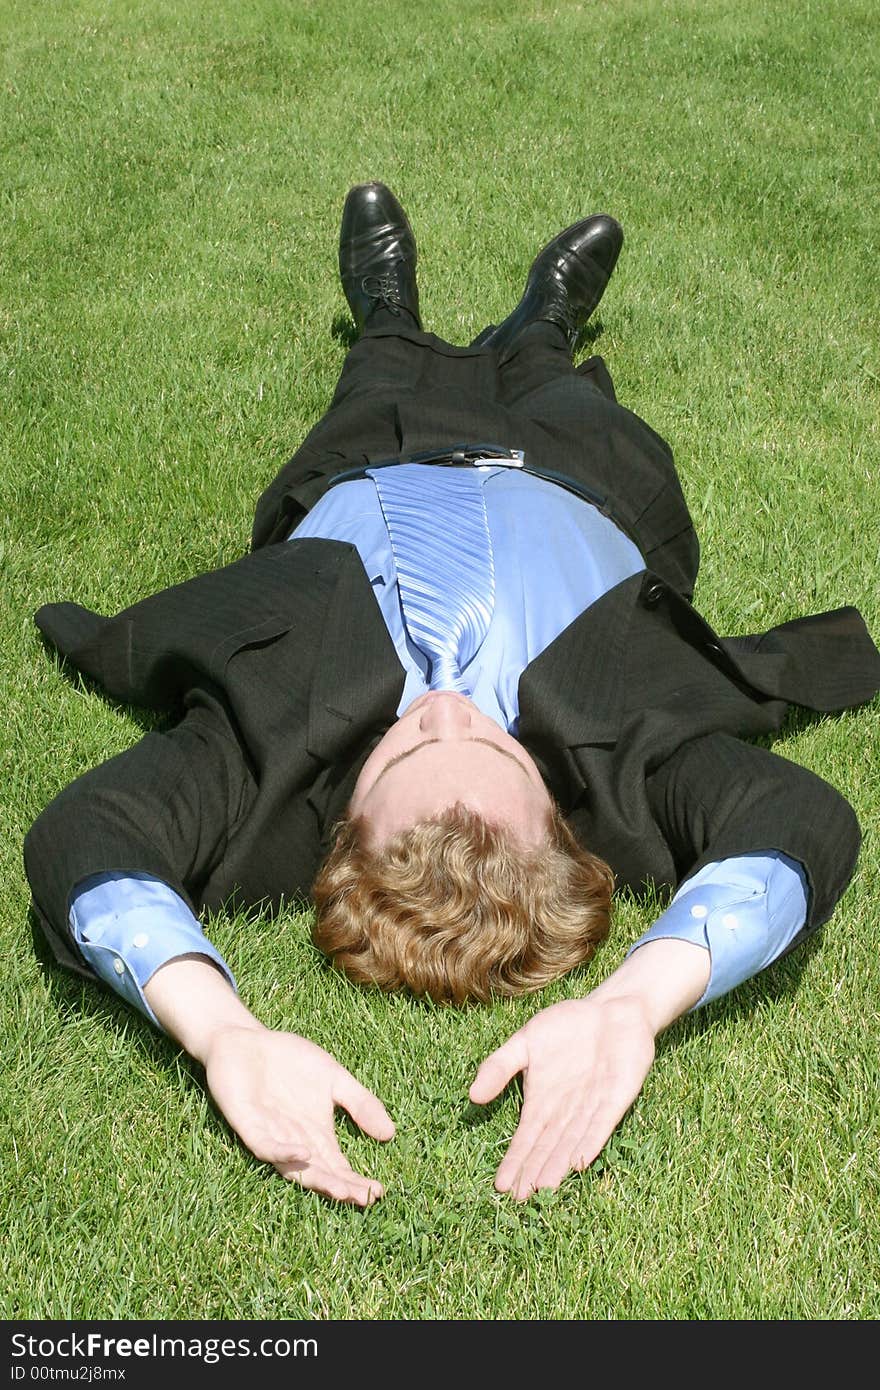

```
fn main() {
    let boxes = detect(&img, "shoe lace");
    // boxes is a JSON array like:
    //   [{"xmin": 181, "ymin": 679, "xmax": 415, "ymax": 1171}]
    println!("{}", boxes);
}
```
[{"xmin": 361, "ymin": 272, "xmax": 402, "ymax": 316}]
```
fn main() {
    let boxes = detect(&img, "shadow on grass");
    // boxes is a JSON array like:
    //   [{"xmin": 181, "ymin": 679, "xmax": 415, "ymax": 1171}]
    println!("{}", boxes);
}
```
[
  {"xmin": 30, "ymin": 906, "xmax": 199, "ymax": 1073},
  {"xmin": 330, "ymin": 312, "xmax": 357, "ymax": 349},
  {"xmin": 328, "ymin": 311, "xmax": 606, "ymax": 357},
  {"xmin": 659, "ymin": 928, "xmax": 821, "ymax": 1051}
]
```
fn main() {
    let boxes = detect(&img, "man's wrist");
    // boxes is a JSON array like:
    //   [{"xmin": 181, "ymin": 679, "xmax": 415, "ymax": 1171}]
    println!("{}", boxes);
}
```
[
  {"xmin": 144, "ymin": 957, "xmax": 265, "ymax": 1064},
  {"xmin": 591, "ymin": 937, "xmax": 711, "ymax": 1035}
]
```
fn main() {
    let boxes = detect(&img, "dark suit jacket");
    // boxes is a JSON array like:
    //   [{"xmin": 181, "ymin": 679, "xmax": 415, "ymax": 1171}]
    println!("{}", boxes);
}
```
[{"xmin": 24, "ymin": 324, "xmax": 880, "ymax": 983}]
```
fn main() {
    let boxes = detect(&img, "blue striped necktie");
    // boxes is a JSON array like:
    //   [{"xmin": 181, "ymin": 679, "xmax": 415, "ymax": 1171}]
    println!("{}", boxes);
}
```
[{"xmin": 367, "ymin": 463, "xmax": 496, "ymax": 695}]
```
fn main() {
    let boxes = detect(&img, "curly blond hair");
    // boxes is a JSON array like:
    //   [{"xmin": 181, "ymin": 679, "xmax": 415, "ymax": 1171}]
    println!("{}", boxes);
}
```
[{"xmin": 311, "ymin": 801, "xmax": 613, "ymax": 1004}]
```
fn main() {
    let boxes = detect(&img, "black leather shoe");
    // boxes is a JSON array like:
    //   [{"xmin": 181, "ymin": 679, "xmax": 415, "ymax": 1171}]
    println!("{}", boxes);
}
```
[
  {"xmin": 339, "ymin": 182, "xmax": 421, "ymax": 333},
  {"xmin": 479, "ymin": 214, "xmax": 623, "ymax": 354}
]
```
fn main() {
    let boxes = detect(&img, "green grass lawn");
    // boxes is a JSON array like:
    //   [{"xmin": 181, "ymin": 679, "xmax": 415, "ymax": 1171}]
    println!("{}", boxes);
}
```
[{"xmin": 2, "ymin": 0, "xmax": 878, "ymax": 1320}]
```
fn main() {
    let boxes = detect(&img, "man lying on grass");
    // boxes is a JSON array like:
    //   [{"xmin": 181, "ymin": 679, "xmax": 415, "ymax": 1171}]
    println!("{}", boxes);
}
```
[{"xmin": 25, "ymin": 183, "xmax": 880, "ymax": 1204}]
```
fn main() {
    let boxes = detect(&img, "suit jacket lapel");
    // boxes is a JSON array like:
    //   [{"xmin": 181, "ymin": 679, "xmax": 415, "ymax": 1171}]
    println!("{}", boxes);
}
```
[
  {"xmin": 518, "ymin": 574, "xmax": 641, "ymax": 751},
  {"xmin": 307, "ymin": 548, "xmax": 406, "ymax": 761}
]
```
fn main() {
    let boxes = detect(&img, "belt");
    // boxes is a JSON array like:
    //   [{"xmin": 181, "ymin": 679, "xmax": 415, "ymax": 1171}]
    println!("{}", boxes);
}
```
[
  {"xmin": 325, "ymin": 442, "xmax": 525, "ymax": 480},
  {"xmin": 325, "ymin": 442, "xmax": 624, "ymax": 531}
]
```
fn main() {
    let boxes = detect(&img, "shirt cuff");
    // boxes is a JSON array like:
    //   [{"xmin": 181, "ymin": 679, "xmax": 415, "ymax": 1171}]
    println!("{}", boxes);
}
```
[
  {"xmin": 69, "ymin": 874, "xmax": 237, "ymax": 1029},
  {"xmin": 626, "ymin": 853, "xmax": 808, "ymax": 1009}
]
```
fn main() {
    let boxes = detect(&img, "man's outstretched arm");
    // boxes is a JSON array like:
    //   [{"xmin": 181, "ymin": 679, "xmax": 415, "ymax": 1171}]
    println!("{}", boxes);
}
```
[
  {"xmin": 144, "ymin": 958, "xmax": 395, "ymax": 1206},
  {"xmin": 470, "ymin": 853, "xmax": 805, "ymax": 1199},
  {"xmin": 26, "ymin": 689, "xmax": 395, "ymax": 1206},
  {"xmin": 471, "ymin": 731, "xmax": 863, "ymax": 1199},
  {"xmin": 68, "ymin": 873, "xmax": 235, "ymax": 1024}
]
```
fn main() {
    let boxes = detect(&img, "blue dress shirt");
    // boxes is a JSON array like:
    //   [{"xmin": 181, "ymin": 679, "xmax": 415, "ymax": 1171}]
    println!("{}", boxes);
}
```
[{"xmin": 69, "ymin": 464, "xmax": 807, "ymax": 1025}]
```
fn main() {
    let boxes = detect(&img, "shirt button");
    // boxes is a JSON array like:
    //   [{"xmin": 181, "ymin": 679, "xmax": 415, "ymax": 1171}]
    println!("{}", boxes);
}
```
[
  {"xmin": 690, "ymin": 903, "xmax": 708, "ymax": 920},
  {"xmin": 132, "ymin": 933, "xmax": 149, "ymax": 948},
  {"xmin": 113, "ymin": 958, "xmax": 125, "ymax": 975},
  {"xmin": 722, "ymin": 913, "xmax": 739, "ymax": 930}
]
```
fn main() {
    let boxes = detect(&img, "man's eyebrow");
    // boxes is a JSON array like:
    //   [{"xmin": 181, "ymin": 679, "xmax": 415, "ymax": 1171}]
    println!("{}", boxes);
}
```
[{"xmin": 374, "ymin": 737, "xmax": 531, "ymax": 785}]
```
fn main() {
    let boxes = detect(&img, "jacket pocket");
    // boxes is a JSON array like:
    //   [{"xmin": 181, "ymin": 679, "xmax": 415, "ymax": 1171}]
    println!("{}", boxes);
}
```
[{"xmin": 209, "ymin": 612, "xmax": 292, "ymax": 674}]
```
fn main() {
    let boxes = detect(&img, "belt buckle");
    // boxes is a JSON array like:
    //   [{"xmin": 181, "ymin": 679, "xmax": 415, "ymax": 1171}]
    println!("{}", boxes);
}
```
[{"xmin": 445, "ymin": 446, "xmax": 525, "ymax": 469}]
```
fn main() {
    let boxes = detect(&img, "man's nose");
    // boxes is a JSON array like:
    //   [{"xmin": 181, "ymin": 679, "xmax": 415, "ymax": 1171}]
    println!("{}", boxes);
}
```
[{"xmin": 417, "ymin": 693, "xmax": 474, "ymax": 734}]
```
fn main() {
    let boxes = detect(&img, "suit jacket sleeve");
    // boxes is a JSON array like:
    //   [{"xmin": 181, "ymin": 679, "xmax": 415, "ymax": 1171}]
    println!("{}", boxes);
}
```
[
  {"xmin": 646, "ymin": 731, "xmax": 861, "ymax": 940},
  {"xmin": 24, "ymin": 685, "xmax": 256, "ymax": 979}
]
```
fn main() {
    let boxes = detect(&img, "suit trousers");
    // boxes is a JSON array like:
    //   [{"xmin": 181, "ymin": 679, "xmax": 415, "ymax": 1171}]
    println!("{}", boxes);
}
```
[{"xmin": 250, "ymin": 320, "xmax": 700, "ymax": 598}]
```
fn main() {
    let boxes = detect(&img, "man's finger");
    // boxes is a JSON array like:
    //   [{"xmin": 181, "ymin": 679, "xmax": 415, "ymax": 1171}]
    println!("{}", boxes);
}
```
[
  {"xmin": 495, "ymin": 1113, "xmax": 561, "ymax": 1197},
  {"xmin": 567, "ymin": 1092, "xmax": 636, "ymax": 1172},
  {"xmin": 333, "ymin": 1070, "xmax": 396, "ymax": 1141},
  {"xmin": 530, "ymin": 1111, "xmax": 601, "ymax": 1194},
  {"xmin": 469, "ymin": 1035, "xmax": 529, "ymax": 1105},
  {"xmin": 522, "ymin": 1089, "xmax": 641, "ymax": 1196},
  {"xmin": 279, "ymin": 1156, "xmax": 384, "ymax": 1206},
  {"xmin": 256, "ymin": 1136, "xmax": 312, "ymax": 1167}
]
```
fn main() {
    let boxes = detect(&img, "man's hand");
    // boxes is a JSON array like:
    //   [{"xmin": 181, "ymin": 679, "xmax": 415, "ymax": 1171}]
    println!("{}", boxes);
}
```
[
  {"xmin": 469, "ymin": 938, "xmax": 711, "ymax": 1200},
  {"xmin": 145, "ymin": 958, "xmax": 394, "ymax": 1206},
  {"xmin": 470, "ymin": 995, "xmax": 655, "ymax": 1200},
  {"xmin": 203, "ymin": 1025, "xmax": 395, "ymax": 1205}
]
